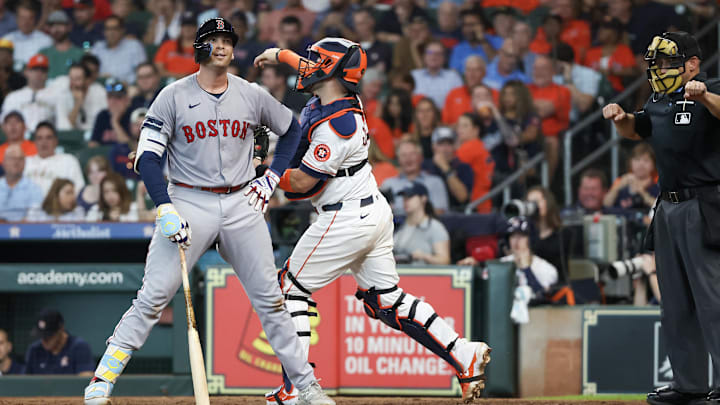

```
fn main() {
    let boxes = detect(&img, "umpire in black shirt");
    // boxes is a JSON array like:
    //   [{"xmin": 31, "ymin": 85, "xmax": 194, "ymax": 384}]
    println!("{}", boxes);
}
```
[{"xmin": 604, "ymin": 31, "xmax": 720, "ymax": 405}]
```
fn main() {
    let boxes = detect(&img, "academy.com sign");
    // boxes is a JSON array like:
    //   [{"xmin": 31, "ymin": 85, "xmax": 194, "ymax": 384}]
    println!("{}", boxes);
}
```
[{"xmin": 17, "ymin": 269, "xmax": 124, "ymax": 287}]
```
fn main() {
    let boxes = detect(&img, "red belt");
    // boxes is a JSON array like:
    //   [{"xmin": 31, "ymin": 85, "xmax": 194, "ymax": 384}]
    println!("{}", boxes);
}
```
[{"xmin": 174, "ymin": 181, "xmax": 249, "ymax": 194}]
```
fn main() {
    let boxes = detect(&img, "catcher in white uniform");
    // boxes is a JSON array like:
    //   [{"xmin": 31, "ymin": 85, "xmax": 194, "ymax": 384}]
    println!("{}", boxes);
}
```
[{"xmin": 254, "ymin": 38, "xmax": 492, "ymax": 405}]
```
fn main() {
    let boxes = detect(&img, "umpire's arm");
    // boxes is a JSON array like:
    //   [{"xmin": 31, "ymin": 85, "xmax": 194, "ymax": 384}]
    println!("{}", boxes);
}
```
[
  {"xmin": 602, "ymin": 103, "xmax": 644, "ymax": 140},
  {"xmin": 684, "ymin": 80, "xmax": 720, "ymax": 120}
]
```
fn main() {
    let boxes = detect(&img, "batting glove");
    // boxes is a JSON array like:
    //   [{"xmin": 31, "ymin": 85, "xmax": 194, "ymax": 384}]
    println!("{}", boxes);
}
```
[
  {"xmin": 244, "ymin": 169, "xmax": 280, "ymax": 214},
  {"xmin": 156, "ymin": 203, "xmax": 192, "ymax": 249}
]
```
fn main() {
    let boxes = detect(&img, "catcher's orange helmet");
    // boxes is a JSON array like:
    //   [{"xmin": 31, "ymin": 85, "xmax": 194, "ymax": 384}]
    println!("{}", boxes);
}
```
[{"xmin": 296, "ymin": 37, "xmax": 367, "ymax": 93}]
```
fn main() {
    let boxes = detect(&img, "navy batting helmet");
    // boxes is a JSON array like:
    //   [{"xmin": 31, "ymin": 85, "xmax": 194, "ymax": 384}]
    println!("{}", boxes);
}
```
[{"xmin": 193, "ymin": 18, "xmax": 239, "ymax": 63}]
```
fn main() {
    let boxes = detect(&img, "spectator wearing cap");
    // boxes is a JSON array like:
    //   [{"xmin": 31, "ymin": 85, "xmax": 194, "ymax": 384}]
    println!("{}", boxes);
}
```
[
  {"xmin": 24, "ymin": 121, "xmax": 85, "ymax": 194},
  {"xmin": 109, "ymin": 107, "xmax": 144, "ymax": 180},
  {"xmin": 258, "ymin": 0, "xmax": 315, "ymax": 44},
  {"xmin": 2, "ymin": 1, "xmax": 52, "ymax": 67},
  {"xmin": 24, "ymin": 309, "xmax": 94, "ymax": 375},
  {"xmin": 443, "ymin": 55, "xmax": 494, "ymax": 125},
  {"xmin": 230, "ymin": 10, "xmax": 263, "ymax": 82},
  {"xmin": 1, "ymin": 54, "xmax": 55, "ymax": 131},
  {"xmin": 261, "ymin": 64, "xmax": 309, "ymax": 115},
  {"xmin": 39, "ymin": 10, "xmax": 83, "ymax": 80},
  {"xmin": 89, "ymin": 78, "xmax": 131, "ymax": 147},
  {"xmin": 0, "ymin": 39, "xmax": 26, "ymax": 92},
  {"xmin": 411, "ymin": 40, "xmax": 463, "ymax": 111},
  {"xmin": 381, "ymin": 139, "xmax": 449, "ymax": 216},
  {"xmin": 484, "ymin": 38, "xmax": 529, "ymax": 91},
  {"xmin": 0, "ymin": 328, "xmax": 25, "ymax": 375},
  {"xmin": 143, "ymin": 0, "xmax": 181, "ymax": 46},
  {"xmin": 393, "ymin": 182, "xmax": 451, "ymax": 265},
  {"xmin": 421, "ymin": 126, "xmax": 474, "ymax": 211},
  {"xmin": 0, "ymin": 0, "xmax": 16, "ymax": 37},
  {"xmin": 68, "ymin": 0, "xmax": 103, "ymax": 48},
  {"xmin": 313, "ymin": 0, "xmax": 356, "ymax": 41},
  {"xmin": 0, "ymin": 143, "xmax": 43, "ymax": 221},
  {"xmin": 582, "ymin": 17, "xmax": 637, "ymax": 93},
  {"xmin": 352, "ymin": 8, "xmax": 392, "ymax": 73},
  {"xmin": 551, "ymin": 44, "xmax": 601, "ymax": 122},
  {"xmin": 0, "ymin": 111, "xmax": 36, "ymax": 163},
  {"xmin": 511, "ymin": 20, "xmax": 537, "ymax": 79},
  {"xmin": 391, "ymin": 14, "xmax": 432, "ymax": 77},
  {"xmin": 153, "ymin": 12, "xmax": 198, "ymax": 79},
  {"xmin": 530, "ymin": 0, "xmax": 590, "ymax": 63},
  {"xmin": 528, "ymin": 55, "xmax": 570, "ymax": 180},
  {"xmin": 54, "ymin": 62, "xmax": 107, "ymax": 131},
  {"xmin": 449, "ymin": 9, "xmax": 502, "ymax": 74},
  {"xmin": 129, "ymin": 62, "xmax": 161, "ymax": 111},
  {"xmin": 499, "ymin": 216, "xmax": 559, "ymax": 297},
  {"xmin": 433, "ymin": 2, "xmax": 462, "ymax": 50},
  {"xmin": 91, "ymin": 15, "xmax": 147, "ymax": 83}
]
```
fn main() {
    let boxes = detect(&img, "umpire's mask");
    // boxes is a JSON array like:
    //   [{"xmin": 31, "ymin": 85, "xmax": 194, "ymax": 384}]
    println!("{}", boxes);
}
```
[{"xmin": 644, "ymin": 32, "xmax": 701, "ymax": 95}]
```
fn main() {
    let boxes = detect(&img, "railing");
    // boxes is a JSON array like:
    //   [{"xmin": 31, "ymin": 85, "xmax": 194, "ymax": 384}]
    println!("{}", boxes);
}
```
[{"xmin": 465, "ymin": 17, "xmax": 720, "ymax": 210}]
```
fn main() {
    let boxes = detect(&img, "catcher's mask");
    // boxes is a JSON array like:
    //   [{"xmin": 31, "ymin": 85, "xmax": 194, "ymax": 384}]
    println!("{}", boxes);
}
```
[
  {"xmin": 296, "ymin": 37, "xmax": 367, "ymax": 93},
  {"xmin": 644, "ymin": 32, "xmax": 701, "ymax": 95},
  {"xmin": 194, "ymin": 17, "xmax": 238, "ymax": 64}
]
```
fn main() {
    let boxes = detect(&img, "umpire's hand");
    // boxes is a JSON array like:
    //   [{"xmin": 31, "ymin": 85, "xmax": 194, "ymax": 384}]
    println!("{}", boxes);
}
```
[{"xmin": 603, "ymin": 103, "xmax": 635, "ymax": 136}]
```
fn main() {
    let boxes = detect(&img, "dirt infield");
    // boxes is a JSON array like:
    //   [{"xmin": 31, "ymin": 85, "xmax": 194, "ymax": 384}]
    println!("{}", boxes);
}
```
[{"xmin": 0, "ymin": 397, "xmax": 647, "ymax": 405}]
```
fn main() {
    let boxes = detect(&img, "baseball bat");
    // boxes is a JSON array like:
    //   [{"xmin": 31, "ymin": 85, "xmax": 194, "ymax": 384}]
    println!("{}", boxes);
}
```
[{"xmin": 179, "ymin": 247, "xmax": 211, "ymax": 405}]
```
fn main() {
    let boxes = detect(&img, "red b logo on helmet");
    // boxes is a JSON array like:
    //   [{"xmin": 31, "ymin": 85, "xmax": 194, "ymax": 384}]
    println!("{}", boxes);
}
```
[{"xmin": 216, "ymin": 19, "xmax": 224, "ymax": 30}]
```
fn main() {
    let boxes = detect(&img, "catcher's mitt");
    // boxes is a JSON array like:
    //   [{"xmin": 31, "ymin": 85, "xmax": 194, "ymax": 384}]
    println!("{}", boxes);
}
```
[{"xmin": 254, "ymin": 125, "xmax": 270, "ymax": 162}]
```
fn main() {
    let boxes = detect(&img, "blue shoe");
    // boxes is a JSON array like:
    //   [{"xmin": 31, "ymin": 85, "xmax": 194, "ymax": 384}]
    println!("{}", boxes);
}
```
[{"xmin": 84, "ymin": 377, "xmax": 114, "ymax": 405}]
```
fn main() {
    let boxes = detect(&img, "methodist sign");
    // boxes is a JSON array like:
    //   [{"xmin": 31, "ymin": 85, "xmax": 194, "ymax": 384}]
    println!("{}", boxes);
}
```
[{"xmin": 204, "ymin": 266, "xmax": 473, "ymax": 395}]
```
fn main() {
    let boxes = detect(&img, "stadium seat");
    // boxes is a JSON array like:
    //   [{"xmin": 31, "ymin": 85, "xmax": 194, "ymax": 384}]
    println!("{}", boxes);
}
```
[
  {"xmin": 568, "ymin": 259, "xmax": 599, "ymax": 282},
  {"xmin": 56, "ymin": 130, "xmax": 87, "ymax": 154},
  {"xmin": 76, "ymin": 145, "xmax": 112, "ymax": 171}
]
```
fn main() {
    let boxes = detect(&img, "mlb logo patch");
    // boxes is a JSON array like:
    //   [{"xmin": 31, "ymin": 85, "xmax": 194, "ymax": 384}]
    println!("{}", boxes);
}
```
[{"xmin": 675, "ymin": 112, "xmax": 691, "ymax": 125}]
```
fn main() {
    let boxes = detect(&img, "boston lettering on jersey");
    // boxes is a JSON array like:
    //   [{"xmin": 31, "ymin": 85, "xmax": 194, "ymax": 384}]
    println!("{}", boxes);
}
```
[{"xmin": 181, "ymin": 119, "xmax": 251, "ymax": 143}]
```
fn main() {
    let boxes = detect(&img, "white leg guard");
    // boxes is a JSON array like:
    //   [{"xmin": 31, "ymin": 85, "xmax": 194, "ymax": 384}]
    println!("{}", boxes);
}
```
[
  {"xmin": 284, "ymin": 295, "xmax": 316, "ymax": 360},
  {"xmin": 94, "ymin": 344, "xmax": 133, "ymax": 384}
]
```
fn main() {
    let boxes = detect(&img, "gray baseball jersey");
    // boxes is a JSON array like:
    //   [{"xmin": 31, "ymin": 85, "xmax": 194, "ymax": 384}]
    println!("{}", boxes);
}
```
[
  {"xmin": 144, "ymin": 73, "xmax": 293, "ymax": 187},
  {"xmin": 99, "ymin": 73, "xmax": 316, "ymax": 390}
]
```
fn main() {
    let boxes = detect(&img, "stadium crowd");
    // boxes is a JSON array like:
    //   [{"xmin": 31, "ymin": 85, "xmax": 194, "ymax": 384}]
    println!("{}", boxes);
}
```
[{"xmin": 0, "ymin": 0, "xmax": 716, "ymax": 306}]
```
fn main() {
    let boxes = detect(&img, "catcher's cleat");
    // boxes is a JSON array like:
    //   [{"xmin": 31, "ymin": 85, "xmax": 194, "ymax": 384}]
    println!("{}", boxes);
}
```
[
  {"xmin": 265, "ymin": 383, "xmax": 299, "ymax": 405},
  {"xmin": 456, "ymin": 342, "xmax": 491, "ymax": 403},
  {"xmin": 297, "ymin": 381, "xmax": 335, "ymax": 405},
  {"xmin": 84, "ymin": 377, "xmax": 114, "ymax": 405}
]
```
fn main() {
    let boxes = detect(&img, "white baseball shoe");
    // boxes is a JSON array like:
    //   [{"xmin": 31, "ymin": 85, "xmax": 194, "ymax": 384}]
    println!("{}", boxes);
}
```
[
  {"xmin": 84, "ymin": 377, "xmax": 114, "ymax": 405},
  {"xmin": 265, "ymin": 383, "xmax": 299, "ymax": 405},
  {"xmin": 297, "ymin": 381, "xmax": 335, "ymax": 405},
  {"xmin": 456, "ymin": 341, "xmax": 491, "ymax": 403}
]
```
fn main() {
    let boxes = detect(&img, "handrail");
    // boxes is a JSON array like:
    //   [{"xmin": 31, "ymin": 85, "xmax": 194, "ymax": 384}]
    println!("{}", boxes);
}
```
[
  {"xmin": 562, "ymin": 19, "xmax": 720, "ymax": 205},
  {"xmin": 464, "ymin": 152, "xmax": 547, "ymax": 213}
]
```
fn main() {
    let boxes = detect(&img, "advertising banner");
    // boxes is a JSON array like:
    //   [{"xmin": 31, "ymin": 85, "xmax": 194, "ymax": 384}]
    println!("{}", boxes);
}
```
[
  {"xmin": 0, "ymin": 264, "xmax": 145, "ymax": 292},
  {"xmin": 205, "ymin": 266, "xmax": 473, "ymax": 396}
]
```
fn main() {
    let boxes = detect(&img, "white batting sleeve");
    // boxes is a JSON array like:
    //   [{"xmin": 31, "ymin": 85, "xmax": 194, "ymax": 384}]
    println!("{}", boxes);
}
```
[{"xmin": 133, "ymin": 127, "xmax": 168, "ymax": 174}]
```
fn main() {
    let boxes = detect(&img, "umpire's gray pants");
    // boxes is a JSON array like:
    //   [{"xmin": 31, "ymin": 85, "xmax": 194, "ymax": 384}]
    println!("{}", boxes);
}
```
[
  {"xmin": 655, "ymin": 198, "xmax": 720, "ymax": 392},
  {"xmin": 106, "ymin": 184, "xmax": 315, "ymax": 389}
]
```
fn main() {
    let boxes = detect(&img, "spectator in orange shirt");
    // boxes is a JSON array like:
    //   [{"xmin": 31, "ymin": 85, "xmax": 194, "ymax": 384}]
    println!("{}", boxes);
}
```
[
  {"xmin": 369, "ymin": 141, "xmax": 397, "ymax": 186},
  {"xmin": 530, "ymin": 0, "xmax": 590, "ymax": 64},
  {"xmin": 0, "ymin": 111, "xmax": 36, "ymax": 165},
  {"xmin": 153, "ymin": 12, "xmax": 198, "ymax": 79},
  {"xmin": 381, "ymin": 89, "xmax": 413, "ymax": 140},
  {"xmin": 410, "ymin": 97, "xmax": 441, "ymax": 159},
  {"xmin": 443, "ymin": 56, "xmax": 492, "ymax": 125},
  {"xmin": 481, "ymin": 0, "xmax": 540, "ymax": 15},
  {"xmin": 360, "ymin": 67, "xmax": 384, "ymax": 118},
  {"xmin": 582, "ymin": 17, "xmax": 637, "ymax": 93},
  {"xmin": 455, "ymin": 113, "xmax": 495, "ymax": 213},
  {"xmin": 366, "ymin": 114, "xmax": 395, "ymax": 160},
  {"xmin": 528, "ymin": 55, "xmax": 571, "ymax": 181}
]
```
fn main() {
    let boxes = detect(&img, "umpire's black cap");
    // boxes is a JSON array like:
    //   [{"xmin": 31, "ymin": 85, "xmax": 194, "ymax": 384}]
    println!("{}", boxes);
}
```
[
  {"xmin": 195, "ymin": 17, "xmax": 238, "ymax": 47},
  {"xmin": 662, "ymin": 31, "xmax": 702, "ymax": 60}
]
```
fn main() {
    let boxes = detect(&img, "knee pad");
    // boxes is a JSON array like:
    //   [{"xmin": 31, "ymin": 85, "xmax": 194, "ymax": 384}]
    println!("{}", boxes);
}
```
[
  {"xmin": 278, "ymin": 259, "xmax": 312, "ymax": 296},
  {"xmin": 355, "ymin": 286, "xmax": 463, "ymax": 372},
  {"xmin": 95, "ymin": 344, "xmax": 133, "ymax": 384}
]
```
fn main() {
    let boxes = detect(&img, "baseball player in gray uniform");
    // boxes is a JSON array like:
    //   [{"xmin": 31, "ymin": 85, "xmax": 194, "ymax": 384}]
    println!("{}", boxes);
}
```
[
  {"xmin": 255, "ymin": 39, "xmax": 491, "ymax": 405},
  {"xmin": 83, "ymin": 18, "xmax": 334, "ymax": 405}
]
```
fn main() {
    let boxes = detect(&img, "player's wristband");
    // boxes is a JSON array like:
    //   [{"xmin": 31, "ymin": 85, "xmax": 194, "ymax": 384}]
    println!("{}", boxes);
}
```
[{"xmin": 278, "ymin": 169, "xmax": 295, "ymax": 192}]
